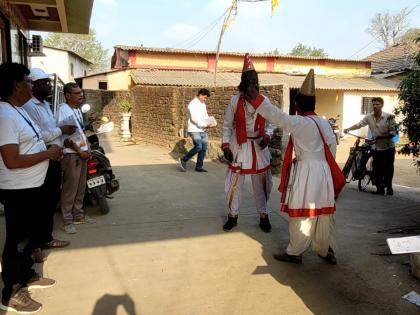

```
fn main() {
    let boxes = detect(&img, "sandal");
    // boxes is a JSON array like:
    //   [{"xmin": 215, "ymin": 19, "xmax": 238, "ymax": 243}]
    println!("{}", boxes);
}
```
[
  {"xmin": 318, "ymin": 247, "xmax": 337, "ymax": 265},
  {"xmin": 42, "ymin": 239, "xmax": 70, "ymax": 249}
]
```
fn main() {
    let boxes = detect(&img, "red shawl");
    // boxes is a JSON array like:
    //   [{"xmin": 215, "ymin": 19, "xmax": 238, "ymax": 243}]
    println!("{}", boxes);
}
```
[{"xmin": 236, "ymin": 94, "xmax": 265, "ymax": 145}]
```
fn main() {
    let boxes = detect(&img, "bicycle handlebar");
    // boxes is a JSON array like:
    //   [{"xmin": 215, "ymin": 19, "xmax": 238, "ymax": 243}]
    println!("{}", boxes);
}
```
[{"xmin": 345, "ymin": 133, "xmax": 376, "ymax": 145}]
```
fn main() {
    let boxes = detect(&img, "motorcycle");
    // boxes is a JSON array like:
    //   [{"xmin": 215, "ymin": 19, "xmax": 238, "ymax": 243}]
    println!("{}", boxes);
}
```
[
  {"xmin": 81, "ymin": 104, "xmax": 119, "ymax": 214},
  {"xmin": 328, "ymin": 115, "xmax": 341, "ymax": 145}
]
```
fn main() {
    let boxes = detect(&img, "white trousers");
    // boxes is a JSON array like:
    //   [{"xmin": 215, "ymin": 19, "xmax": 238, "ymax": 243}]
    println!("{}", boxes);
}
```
[
  {"xmin": 286, "ymin": 215, "xmax": 336, "ymax": 257},
  {"xmin": 224, "ymin": 169, "xmax": 272, "ymax": 216}
]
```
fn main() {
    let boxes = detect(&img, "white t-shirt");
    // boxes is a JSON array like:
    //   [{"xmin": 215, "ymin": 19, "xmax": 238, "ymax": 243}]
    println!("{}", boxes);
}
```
[
  {"xmin": 187, "ymin": 97, "xmax": 210, "ymax": 133},
  {"xmin": 0, "ymin": 101, "xmax": 49, "ymax": 189},
  {"xmin": 57, "ymin": 103, "xmax": 88, "ymax": 154}
]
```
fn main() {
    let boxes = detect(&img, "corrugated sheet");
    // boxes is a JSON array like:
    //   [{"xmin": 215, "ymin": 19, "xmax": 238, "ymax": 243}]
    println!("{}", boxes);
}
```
[
  {"xmin": 130, "ymin": 69, "xmax": 398, "ymax": 91},
  {"xmin": 114, "ymin": 45, "xmax": 363, "ymax": 63}
]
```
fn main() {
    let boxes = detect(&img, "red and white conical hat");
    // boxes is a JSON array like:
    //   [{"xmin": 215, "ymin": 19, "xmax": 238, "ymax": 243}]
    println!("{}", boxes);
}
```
[{"xmin": 242, "ymin": 53, "xmax": 255, "ymax": 72}]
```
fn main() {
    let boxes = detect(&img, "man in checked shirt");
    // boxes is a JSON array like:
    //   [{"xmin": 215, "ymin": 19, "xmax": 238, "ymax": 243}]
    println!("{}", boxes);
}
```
[{"xmin": 344, "ymin": 97, "xmax": 398, "ymax": 196}]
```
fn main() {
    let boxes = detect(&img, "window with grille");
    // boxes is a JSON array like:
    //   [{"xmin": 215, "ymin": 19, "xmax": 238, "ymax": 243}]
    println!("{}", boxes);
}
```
[{"xmin": 361, "ymin": 97, "xmax": 374, "ymax": 115}]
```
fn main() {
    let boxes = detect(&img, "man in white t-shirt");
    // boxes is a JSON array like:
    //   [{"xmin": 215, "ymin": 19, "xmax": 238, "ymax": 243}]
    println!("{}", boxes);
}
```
[
  {"xmin": 57, "ymin": 82, "xmax": 95, "ymax": 235},
  {"xmin": 0, "ymin": 62, "xmax": 62, "ymax": 314},
  {"xmin": 180, "ymin": 89, "xmax": 214, "ymax": 172}
]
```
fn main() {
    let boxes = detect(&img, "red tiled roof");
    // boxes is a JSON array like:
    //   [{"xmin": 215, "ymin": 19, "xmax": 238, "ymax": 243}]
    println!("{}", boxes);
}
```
[
  {"xmin": 365, "ymin": 42, "xmax": 419, "ymax": 74},
  {"xmin": 130, "ymin": 69, "xmax": 398, "ymax": 91},
  {"xmin": 114, "ymin": 45, "xmax": 366, "ymax": 63}
]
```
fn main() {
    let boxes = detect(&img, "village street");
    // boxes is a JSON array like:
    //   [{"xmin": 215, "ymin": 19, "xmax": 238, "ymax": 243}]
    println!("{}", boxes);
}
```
[{"xmin": 1, "ymin": 132, "xmax": 419, "ymax": 315}]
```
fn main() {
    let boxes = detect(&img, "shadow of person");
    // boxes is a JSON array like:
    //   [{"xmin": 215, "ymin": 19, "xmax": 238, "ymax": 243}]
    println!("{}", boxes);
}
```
[{"xmin": 92, "ymin": 294, "xmax": 137, "ymax": 315}]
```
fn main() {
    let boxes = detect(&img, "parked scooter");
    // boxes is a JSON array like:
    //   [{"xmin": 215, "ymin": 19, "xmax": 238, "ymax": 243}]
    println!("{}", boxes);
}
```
[
  {"xmin": 328, "ymin": 115, "xmax": 341, "ymax": 145},
  {"xmin": 81, "ymin": 104, "xmax": 119, "ymax": 214}
]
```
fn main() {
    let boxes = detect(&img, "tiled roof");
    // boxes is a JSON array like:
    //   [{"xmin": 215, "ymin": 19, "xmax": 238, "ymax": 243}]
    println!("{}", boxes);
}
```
[
  {"xmin": 130, "ymin": 69, "xmax": 398, "ymax": 91},
  {"xmin": 365, "ymin": 42, "xmax": 419, "ymax": 74},
  {"xmin": 114, "ymin": 45, "xmax": 364, "ymax": 63}
]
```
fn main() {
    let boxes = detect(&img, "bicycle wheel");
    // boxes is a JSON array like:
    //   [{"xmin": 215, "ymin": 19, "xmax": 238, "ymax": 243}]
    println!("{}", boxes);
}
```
[
  {"xmin": 358, "ymin": 171, "xmax": 371, "ymax": 192},
  {"xmin": 342, "ymin": 155, "xmax": 353, "ymax": 181}
]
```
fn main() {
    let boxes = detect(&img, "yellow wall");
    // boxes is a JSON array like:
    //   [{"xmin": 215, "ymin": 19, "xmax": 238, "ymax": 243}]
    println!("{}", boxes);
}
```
[
  {"xmin": 82, "ymin": 70, "xmax": 131, "ymax": 90},
  {"xmin": 136, "ymin": 52, "xmax": 208, "ymax": 69},
  {"xmin": 274, "ymin": 62, "xmax": 370, "ymax": 77},
  {"xmin": 218, "ymin": 56, "xmax": 267, "ymax": 71},
  {"xmin": 315, "ymin": 90, "xmax": 344, "ymax": 130}
]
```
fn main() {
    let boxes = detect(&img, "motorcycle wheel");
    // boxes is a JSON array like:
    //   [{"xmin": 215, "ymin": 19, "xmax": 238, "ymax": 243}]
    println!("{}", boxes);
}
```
[
  {"xmin": 358, "ymin": 171, "xmax": 371, "ymax": 192},
  {"xmin": 97, "ymin": 197, "xmax": 110, "ymax": 214}
]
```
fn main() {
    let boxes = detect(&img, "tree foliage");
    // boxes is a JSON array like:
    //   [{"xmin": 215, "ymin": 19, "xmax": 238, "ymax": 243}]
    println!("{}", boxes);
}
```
[
  {"xmin": 290, "ymin": 43, "xmax": 327, "ymax": 57},
  {"xmin": 395, "ymin": 36, "xmax": 420, "ymax": 170},
  {"xmin": 366, "ymin": 8, "xmax": 409, "ymax": 48},
  {"xmin": 44, "ymin": 28, "xmax": 109, "ymax": 74}
]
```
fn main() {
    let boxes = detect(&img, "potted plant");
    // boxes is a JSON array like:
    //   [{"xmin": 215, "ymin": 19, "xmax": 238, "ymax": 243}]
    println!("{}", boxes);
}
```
[{"xmin": 119, "ymin": 96, "xmax": 133, "ymax": 141}]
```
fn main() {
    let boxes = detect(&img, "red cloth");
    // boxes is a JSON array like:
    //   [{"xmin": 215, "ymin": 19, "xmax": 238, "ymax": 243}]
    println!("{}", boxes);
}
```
[{"xmin": 235, "ymin": 94, "xmax": 265, "ymax": 145}]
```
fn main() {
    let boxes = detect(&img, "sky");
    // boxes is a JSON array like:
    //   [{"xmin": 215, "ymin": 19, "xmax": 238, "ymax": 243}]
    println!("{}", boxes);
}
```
[{"xmin": 90, "ymin": 0, "xmax": 420, "ymax": 60}]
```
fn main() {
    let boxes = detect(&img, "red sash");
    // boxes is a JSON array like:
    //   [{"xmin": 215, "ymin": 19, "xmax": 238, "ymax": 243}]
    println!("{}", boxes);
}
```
[{"xmin": 236, "ymin": 94, "xmax": 265, "ymax": 145}]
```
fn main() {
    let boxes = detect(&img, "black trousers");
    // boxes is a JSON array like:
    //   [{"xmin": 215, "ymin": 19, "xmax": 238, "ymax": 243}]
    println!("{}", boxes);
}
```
[
  {"xmin": 0, "ymin": 187, "xmax": 44, "ymax": 300},
  {"xmin": 372, "ymin": 147, "xmax": 395, "ymax": 190},
  {"xmin": 40, "ymin": 160, "xmax": 62, "ymax": 244}
]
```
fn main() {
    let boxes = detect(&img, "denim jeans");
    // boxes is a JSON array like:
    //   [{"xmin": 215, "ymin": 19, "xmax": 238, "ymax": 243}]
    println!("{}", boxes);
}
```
[{"xmin": 183, "ymin": 132, "xmax": 208, "ymax": 169}]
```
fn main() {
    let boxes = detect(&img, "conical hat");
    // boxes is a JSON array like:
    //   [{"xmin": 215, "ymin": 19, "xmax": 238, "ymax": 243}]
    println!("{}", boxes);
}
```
[
  {"xmin": 242, "ymin": 53, "xmax": 255, "ymax": 72},
  {"xmin": 300, "ymin": 69, "xmax": 315, "ymax": 96}
]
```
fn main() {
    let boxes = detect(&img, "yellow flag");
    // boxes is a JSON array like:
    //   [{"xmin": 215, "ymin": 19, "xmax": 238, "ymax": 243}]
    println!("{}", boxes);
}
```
[{"xmin": 271, "ymin": 0, "xmax": 279, "ymax": 16}]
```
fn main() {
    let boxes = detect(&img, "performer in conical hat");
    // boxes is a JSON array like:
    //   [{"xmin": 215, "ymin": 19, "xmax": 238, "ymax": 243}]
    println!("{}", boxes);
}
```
[
  {"xmin": 254, "ymin": 68, "xmax": 338, "ymax": 265},
  {"xmin": 221, "ymin": 53, "xmax": 274, "ymax": 233}
]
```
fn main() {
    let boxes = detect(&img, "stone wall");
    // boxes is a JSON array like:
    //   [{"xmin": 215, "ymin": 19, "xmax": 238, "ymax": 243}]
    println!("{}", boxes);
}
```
[
  {"xmin": 84, "ymin": 89, "xmax": 131, "ymax": 126},
  {"xmin": 84, "ymin": 85, "xmax": 284, "ymax": 172}
]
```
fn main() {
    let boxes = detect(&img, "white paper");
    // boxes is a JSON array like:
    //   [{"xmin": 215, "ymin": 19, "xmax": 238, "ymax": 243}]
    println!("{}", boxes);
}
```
[
  {"xmin": 204, "ymin": 116, "xmax": 217, "ymax": 127},
  {"xmin": 57, "ymin": 115, "xmax": 78, "ymax": 128},
  {"xmin": 387, "ymin": 235, "xmax": 420, "ymax": 254}
]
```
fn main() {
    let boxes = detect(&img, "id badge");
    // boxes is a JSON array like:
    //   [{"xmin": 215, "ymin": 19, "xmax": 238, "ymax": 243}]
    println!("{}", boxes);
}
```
[{"xmin": 37, "ymin": 139, "xmax": 47, "ymax": 152}]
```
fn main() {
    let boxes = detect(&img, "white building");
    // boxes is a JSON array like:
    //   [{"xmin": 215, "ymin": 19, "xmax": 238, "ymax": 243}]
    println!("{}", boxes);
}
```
[{"xmin": 31, "ymin": 46, "xmax": 92, "ymax": 83}]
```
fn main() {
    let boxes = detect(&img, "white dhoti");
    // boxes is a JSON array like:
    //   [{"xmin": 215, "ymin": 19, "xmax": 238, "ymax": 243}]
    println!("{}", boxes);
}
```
[
  {"xmin": 286, "ymin": 214, "xmax": 336, "ymax": 257},
  {"xmin": 224, "ymin": 169, "xmax": 272, "ymax": 216}
]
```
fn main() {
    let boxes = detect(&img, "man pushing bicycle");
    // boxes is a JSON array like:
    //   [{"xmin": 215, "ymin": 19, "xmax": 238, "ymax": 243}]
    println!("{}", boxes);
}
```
[{"xmin": 344, "ymin": 97, "xmax": 398, "ymax": 196}]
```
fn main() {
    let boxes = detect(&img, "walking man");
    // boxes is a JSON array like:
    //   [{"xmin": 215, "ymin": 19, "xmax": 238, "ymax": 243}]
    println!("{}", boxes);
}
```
[
  {"xmin": 221, "ymin": 54, "xmax": 273, "ymax": 233},
  {"xmin": 344, "ymin": 97, "xmax": 397, "ymax": 195},
  {"xmin": 180, "ymin": 88, "xmax": 215, "ymax": 172},
  {"xmin": 256, "ymin": 69, "xmax": 338, "ymax": 264}
]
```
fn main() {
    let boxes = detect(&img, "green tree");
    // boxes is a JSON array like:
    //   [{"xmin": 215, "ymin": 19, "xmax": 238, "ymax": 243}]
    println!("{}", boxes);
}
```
[
  {"xmin": 395, "ymin": 36, "xmax": 420, "ymax": 170},
  {"xmin": 266, "ymin": 48, "xmax": 280, "ymax": 55},
  {"xmin": 290, "ymin": 43, "xmax": 327, "ymax": 57},
  {"xmin": 44, "ymin": 28, "xmax": 109, "ymax": 74}
]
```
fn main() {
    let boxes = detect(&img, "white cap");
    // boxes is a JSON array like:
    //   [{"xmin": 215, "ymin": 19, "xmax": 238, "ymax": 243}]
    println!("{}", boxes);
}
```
[{"xmin": 30, "ymin": 68, "xmax": 52, "ymax": 82}]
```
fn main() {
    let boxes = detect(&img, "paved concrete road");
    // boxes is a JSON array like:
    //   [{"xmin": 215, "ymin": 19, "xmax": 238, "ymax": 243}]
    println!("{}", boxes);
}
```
[{"xmin": 1, "ymin": 133, "xmax": 419, "ymax": 315}]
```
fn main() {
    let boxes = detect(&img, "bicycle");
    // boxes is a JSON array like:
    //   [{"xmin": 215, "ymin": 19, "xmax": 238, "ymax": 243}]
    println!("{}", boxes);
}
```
[{"xmin": 342, "ymin": 133, "xmax": 375, "ymax": 192}]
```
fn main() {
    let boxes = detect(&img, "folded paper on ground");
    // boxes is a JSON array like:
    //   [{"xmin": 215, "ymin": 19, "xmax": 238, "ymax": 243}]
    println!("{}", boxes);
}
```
[{"xmin": 387, "ymin": 235, "xmax": 420, "ymax": 254}]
